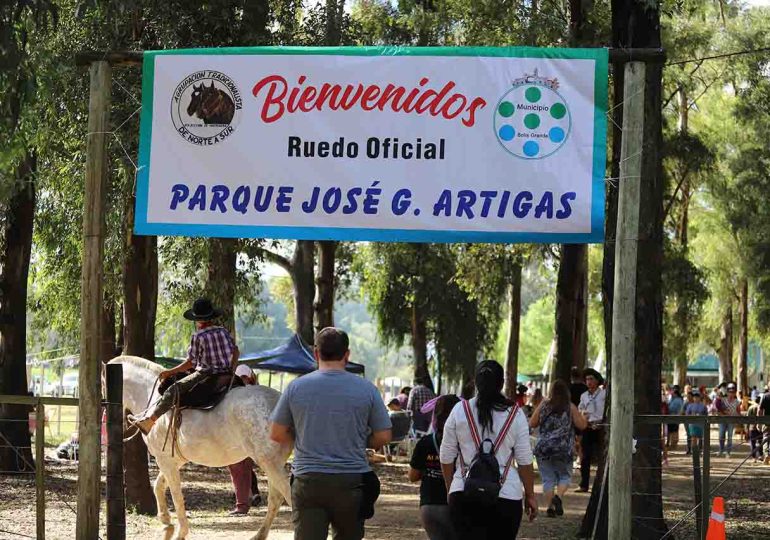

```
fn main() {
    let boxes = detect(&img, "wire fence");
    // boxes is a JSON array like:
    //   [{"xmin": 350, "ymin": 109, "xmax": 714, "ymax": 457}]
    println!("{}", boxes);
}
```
[
  {"xmin": 631, "ymin": 414, "xmax": 770, "ymax": 540},
  {"xmin": 0, "ymin": 395, "xmax": 110, "ymax": 540}
]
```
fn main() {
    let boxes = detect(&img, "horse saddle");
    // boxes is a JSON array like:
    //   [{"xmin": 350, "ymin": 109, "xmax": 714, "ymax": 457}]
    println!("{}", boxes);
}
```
[{"xmin": 158, "ymin": 371, "xmax": 244, "ymax": 411}]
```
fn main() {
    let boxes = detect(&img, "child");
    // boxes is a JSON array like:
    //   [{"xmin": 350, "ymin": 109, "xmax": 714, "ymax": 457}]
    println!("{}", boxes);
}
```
[
  {"xmin": 409, "ymin": 394, "xmax": 460, "ymax": 540},
  {"xmin": 685, "ymin": 390, "xmax": 708, "ymax": 451},
  {"xmin": 129, "ymin": 298, "xmax": 238, "ymax": 433}
]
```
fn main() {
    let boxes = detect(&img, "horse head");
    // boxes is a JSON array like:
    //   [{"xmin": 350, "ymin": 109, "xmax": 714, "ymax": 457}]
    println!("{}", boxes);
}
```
[{"xmin": 186, "ymin": 81, "xmax": 220, "ymax": 120}]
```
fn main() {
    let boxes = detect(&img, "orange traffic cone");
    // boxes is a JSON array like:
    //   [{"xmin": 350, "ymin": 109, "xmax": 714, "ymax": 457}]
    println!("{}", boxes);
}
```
[{"xmin": 705, "ymin": 496, "xmax": 726, "ymax": 540}]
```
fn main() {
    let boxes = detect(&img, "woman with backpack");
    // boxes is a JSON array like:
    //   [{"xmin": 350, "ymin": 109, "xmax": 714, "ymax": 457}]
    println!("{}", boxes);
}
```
[
  {"xmin": 439, "ymin": 361, "xmax": 537, "ymax": 539},
  {"xmin": 529, "ymin": 380, "xmax": 587, "ymax": 517}
]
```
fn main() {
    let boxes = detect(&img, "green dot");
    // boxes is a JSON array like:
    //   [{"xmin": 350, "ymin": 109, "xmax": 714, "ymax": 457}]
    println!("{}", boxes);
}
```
[
  {"xmin": 551, "ymin": 103, "xmax": 566, "ymax": 119},
  {"xmin": 524, "ymin": 113, "xmax": 540, "ymax": 129},
  {"xmin": 498, "ymin": 101, "xmax": 515, "ymax": 117},
  {"xmin": 525, "ymin": 87, "xmax": 541, "ymax": 103}
]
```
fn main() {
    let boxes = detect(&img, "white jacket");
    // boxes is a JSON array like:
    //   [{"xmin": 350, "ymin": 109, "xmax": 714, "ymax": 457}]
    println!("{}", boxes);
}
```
[{"xmin": 439, "ymin": 397, "xmax": 533, "ymax": 500}]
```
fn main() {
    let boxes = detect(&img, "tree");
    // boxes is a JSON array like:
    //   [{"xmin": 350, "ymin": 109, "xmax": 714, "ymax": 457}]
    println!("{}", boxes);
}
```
[
  {"xmin": 455, "ymin": 245, "xmax": 530, "ymax": 398},
  {"xmin": 0, "ymin": 0, "xmax": 56, "ymax": 474},
  {"xmin": 356, "ymin": 243, "xmax": 496, "ymax": 391}
]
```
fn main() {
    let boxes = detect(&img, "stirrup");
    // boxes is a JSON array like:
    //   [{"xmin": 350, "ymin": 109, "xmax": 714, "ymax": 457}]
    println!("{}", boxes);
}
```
[{"xmin": 127, "ymin": 413, "xmax": 154, "ymax": 435}]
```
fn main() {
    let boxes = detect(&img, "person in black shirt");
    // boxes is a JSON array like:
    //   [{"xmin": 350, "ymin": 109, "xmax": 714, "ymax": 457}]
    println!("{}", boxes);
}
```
[{"xmin": 409, "ymin": 394, "xmax": 460, "ymax": 540}]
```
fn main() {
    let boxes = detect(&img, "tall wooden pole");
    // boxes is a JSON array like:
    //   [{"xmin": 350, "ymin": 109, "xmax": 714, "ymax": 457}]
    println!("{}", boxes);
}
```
[
  {"xmin": 76, "ymin": 60, "xmax": 111, "ymax": 539},
  {"xmin": 608, "ymin": 60, "xmax": 645, "ymax": 540}
]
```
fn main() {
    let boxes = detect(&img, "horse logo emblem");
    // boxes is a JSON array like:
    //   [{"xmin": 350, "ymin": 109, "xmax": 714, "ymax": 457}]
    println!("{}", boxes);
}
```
[
  {"xmin": 171, "ymin": 70, "xmax": 243, "ymax": 146},
  {"xmin": 493, "ymin": 69, "xmax": 571, "ymax": 160}
]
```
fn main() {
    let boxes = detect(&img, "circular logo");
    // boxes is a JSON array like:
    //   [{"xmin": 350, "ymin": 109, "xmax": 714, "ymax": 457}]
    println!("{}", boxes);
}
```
[
  {"xmin": 171, "ymin": 71, "xmax": 243, "ymax": 146},
  {"xmin": 493, "ymin": 82, "xmax": 571, "ymax": 160}
]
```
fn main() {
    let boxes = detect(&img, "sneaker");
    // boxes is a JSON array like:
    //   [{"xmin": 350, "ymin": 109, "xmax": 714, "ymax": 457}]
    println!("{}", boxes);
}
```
[
  {"xmin": 547, "ymin": 505, "xmax": 556, "ymax": 517},
  {"xmin": 575, "ymin": 487, "xmax": 589, "ymax": 493},
  {"xmin": 717, "ymin": 452, "xmax": 724, "ymax": 458},
  {"xmin": 726, "ymin": 452, "xmax": 731, "ymax": 459},
  {"xmin": 553, "ymin": 495, "xmax": 564, "ymax": 516},
  {"xmin": 229, "ymin": 509, "xmax": 248, "ymax": 516}
]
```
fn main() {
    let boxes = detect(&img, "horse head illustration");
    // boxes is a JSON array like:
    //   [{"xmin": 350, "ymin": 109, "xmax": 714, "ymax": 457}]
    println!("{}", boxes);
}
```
[{"xmin": 186, "ymin": 81, "xmax": 235, "ymax": 125}]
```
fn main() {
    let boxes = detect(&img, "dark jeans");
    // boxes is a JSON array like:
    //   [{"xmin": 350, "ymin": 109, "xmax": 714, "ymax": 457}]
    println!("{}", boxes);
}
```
[
  {"xmin": 750, "ymin": 429, "xmax": 763, "ymax": 459},
  {"xmin": 448, "ymin": 492, "xmax": 523, "ymax": 540},
  {"xmin": 420, "ymin": 505, "xmax": 456, "ymax": 540},
  {"xmin": 291, "ymin": 473, "xmax": 365, "ymax": 540},
  {"xmin": 580, "ymin": 428, "xmax": 603, "ymax": 490}
]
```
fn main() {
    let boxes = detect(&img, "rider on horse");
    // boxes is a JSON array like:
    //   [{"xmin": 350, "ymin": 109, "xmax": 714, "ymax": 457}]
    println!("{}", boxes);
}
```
[{"xmin": 129, "ymin": 297, "xmax": 239, "ymax": 434}]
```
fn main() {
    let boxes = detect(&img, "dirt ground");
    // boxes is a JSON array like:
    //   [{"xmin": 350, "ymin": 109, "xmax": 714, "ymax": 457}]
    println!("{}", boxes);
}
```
[{"xmin": 2, "ymin": 430, "xmax": 770, "ymax": 539}]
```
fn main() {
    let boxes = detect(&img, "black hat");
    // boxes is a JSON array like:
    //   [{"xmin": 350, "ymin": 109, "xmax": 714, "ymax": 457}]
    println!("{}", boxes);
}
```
[
  {"xmin": 582, "ymin": 368, "xmax": 604, "ymax": 385},
  {"xmin": 183, "ymin": 298, "xmax": 223, "ymax": 321}
]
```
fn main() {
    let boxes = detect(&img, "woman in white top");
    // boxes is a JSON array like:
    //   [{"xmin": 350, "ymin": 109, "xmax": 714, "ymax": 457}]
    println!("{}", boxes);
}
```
[{"xmin": 439, "ymin": 361, "xmax": 537, "ymax": 539}]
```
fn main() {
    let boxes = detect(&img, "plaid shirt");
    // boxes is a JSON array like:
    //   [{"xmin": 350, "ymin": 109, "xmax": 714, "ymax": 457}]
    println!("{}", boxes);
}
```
[
  {"xmin": 407, "ymin": 384, "xmax": 436, "ymax": 416},
  {"xmin": 188, "ymin": 326, "xmax": 236, "ymax": 374}
]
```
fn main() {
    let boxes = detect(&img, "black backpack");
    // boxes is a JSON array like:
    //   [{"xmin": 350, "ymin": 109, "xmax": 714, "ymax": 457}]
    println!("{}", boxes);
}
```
[{"xmin": 459, "ymin": 400, "xmax": 518, "ymax": 506}]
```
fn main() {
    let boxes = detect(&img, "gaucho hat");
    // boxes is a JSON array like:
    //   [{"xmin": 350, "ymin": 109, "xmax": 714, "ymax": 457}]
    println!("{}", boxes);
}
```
[
  {"xmin": 582, "ymin": 368, "xmax": 604, "ymax": 385},
  {"xmin": 183, "ymin": 297, "xmax": 223, "ymax": 321}
]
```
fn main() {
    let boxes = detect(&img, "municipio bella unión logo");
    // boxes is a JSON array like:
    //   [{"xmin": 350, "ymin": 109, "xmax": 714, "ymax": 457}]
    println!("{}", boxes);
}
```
[
  {"xmin": 171, "ymin": 70, "xmax": 243, "ymax": 146},
  {"xmin": 493, "ymin": 69, "xmax": 572, "ymax": 160}
]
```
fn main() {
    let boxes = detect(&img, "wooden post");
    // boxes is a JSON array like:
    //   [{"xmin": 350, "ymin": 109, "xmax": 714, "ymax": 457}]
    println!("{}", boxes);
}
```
[
  {"xmin": 76, "ymin": 60, "xmax": 111, "ymax": 539},
  {"xmin": 35, "ymin": 400, "xmax": 45, "ymax": 540},
  {"xmin": 691, "ymin": 434, "xmax": 703, "ymax": 540},
  {"xmin": 702, "ymin": 417, "xmax": 711, "ymax": 540},
  {"xmin": 608, "ymin": 61, "xmax": 646, "ymax": 540},
  {"xmin": 106, "ymin": 364, "xmax": 125, "ymax": 540}
]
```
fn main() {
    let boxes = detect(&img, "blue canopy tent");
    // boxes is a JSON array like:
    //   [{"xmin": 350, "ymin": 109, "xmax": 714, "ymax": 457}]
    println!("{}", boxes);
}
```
[{"xmin": 240, "ymin": 333, "xmax": 365, "ymax": 376}]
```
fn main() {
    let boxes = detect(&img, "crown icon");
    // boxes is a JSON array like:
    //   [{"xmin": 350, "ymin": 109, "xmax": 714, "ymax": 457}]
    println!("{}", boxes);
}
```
[{"xmin": 512, "ymin": 69, "xmax": 559, "ymax": 90}]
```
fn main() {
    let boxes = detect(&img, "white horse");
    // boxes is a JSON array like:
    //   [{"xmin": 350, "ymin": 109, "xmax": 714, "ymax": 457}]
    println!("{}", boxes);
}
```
[{"xmin": 109, "ymin": 356, "xmax": 292, "ymax": 540}]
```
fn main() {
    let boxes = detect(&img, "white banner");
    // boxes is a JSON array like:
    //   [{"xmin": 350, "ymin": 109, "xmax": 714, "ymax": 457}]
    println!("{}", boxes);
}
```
[{"xmin": 136, "ymin": 47, "xmax": 608, "ymax": 243}]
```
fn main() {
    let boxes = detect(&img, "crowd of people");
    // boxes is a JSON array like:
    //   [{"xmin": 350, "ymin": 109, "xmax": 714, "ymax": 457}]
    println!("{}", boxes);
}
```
[
  {"xmin": 663, "ymin": 380, "xmax": 770, "ymax": 462},
  {"xmin": 137, "ymin": 299, "xmax": 768, "ymax": 539}
]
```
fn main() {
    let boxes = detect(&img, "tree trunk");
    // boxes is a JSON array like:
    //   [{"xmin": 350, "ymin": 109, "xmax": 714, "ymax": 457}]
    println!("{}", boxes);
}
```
[
  {"xmin": 0, "ymin": 152, "xmax": 36, "ymax": 473},
  {"xmin": 121, "ymin": 192, "xmax": 159, "ymax": 515},
  {"xmin": 504, "ymin": 264, "xmax": 522, "ymax": 400},
  {"xmin": 631, "ymin": 54, "xmax": 667, "ymax": 538},
  {"xmin": 293, "ymin": 240, "xmax": 316, "ymax": 345},
  {"xmin": 315, "ymin": 241, "xmax": 336, "ymax": 332},
  {"xmin": 673, "ymin": 87, "xmax": 690, "ymax": 387},
  {"xmin": 738, "ymin": 279, "xmax": 749, "ymax": 394},
  {"xmin": 122, "ymin": 411, "xmax": 157, "ymax": 514},
  {"xmin": 411, "ymin": 302, "xmax": 429, "ymax": 383},
  {"xmin": 585, "ymin": 1, "xmax": 666, "ymax": 536},
  {"xmin": 207, "ymin": 238, "xmax": 237, "ymax": 335},
  {"xmin": 719, "ymin": 305, "xmax": 734, "ymax": 383},
  {"xmin": 123, "ymin": 235, "xmax": 158, "ymax": 359},
  {"xmin": 554, "ymin": 244, "xmax": 588, "ymax": 383}
]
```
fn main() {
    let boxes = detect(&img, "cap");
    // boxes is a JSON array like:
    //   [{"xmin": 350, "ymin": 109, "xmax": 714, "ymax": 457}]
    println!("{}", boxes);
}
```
[
  {"xmin": 727, "ymin": 383, "xmax": 737, "ymax": 391},
  {"xmin": 235, "ymin": 364, "xmax": 253, "ymax": 378}
]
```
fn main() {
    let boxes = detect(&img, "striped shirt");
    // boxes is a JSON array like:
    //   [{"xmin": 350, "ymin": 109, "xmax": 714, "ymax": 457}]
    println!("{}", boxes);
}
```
[{"xmin": 188, "ymin": 326, "xmax": 236, "ymax": 374}]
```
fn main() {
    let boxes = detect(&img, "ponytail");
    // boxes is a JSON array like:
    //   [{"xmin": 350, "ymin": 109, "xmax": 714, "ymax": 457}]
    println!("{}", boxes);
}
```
[{"xmin": 474, "ymin": 360, "xmax": 512, "ymax": 434}]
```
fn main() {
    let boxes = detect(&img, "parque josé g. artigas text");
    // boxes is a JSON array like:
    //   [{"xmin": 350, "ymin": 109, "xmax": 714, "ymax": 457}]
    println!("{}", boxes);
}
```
[{"xmin": 168, "ymin": 182, "xmax": 578, "ymax": 220}]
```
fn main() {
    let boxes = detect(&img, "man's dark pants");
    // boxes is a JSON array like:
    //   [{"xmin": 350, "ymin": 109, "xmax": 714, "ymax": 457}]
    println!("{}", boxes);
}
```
[
  {"xmin": 580, "ymin": 428, "xmax": 603, "ymax": 490},
  {"xmin": 291, "ymin": 472, "xmax": 364, "ymax": 540}
]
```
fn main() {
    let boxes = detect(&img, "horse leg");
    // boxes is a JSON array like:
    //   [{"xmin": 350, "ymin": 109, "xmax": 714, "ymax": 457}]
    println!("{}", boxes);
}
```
[
  {"xmin": 251, "ymin": 482, "xmax": 284, "ymax": 540},
  {"xmin": 154, "ymin": 471, "xmax": 171, "ymax": 527},
  {"xmin": 261, "ymin": 454, "xmax": 292, "ymax": 507},
  {"xmin": 162, "ymin": 464, "xmax": 190, "ymax": 540},
  {"xmin": 250, "ymin": 454, "xmax": 292, "ymax": 540}
]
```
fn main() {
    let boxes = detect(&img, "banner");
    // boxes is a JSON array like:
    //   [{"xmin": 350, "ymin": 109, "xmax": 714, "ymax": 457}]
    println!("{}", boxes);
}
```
[{"xmin": 136, "ymin": 46, "xmax": 607, "ymax": 243}]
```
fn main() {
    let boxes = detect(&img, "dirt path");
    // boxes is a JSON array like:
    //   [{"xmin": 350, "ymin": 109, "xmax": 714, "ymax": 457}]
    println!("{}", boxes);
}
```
[{"xmin": 2, "ymin": 435, "xmax": 770, "ymax": 539}]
